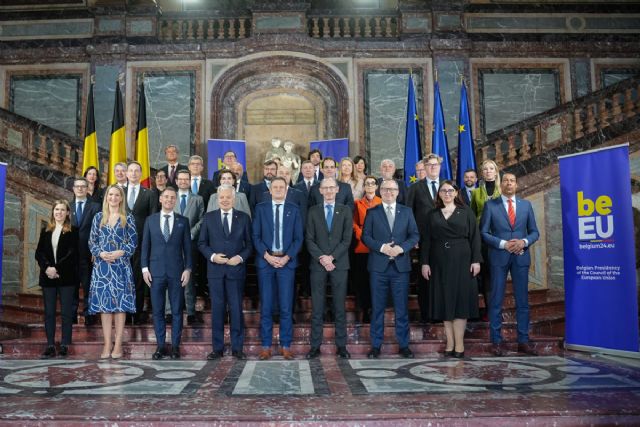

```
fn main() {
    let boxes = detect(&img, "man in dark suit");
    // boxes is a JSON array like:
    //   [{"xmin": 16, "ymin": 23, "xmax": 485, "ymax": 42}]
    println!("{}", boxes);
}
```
[
  {"xmin": 70, "ymin": 177, "xmax": 100, "ymax": 325},
  {"xmin": 159, "ymin": 144, "xmax": 187, "ymax": 189},
  {"xmin": 257, "ymin": 164, "xmax": 308, "ymax": 224},
  {"xmin": 296, "ymin": 148, "xmax": 324, "ymax": 183},
  {"xmin": 362, "ymin": 179, "xmax": 420, "ymax": 359},
  {"xmin": 174, "ymin": 169, "xmax": 205, "ymax": 325},
  {"xmin": 230, "ymin": 162, "xmax": 252, "ymax": 199},
  {"xmin": 293, "ymin": 159, "xmax": 317, "ymax": 297},
  {"xmin": 480, "ymin": 172, "xmax": 540, "ymax": 357},
  {"xmin": 293, "ymin": 160, "xmax": 317, "ymax": 198},
  {"xmin": 188, "ymin": 155, "xmax": 215, "ymax": 208},
  {"xmin": 252, "ymin": 176, "xmax": 304, "ymax": 360},
  {"xmin": 125, "ymin": 161, "xmax": 158, "ymax": 324},
  {"xmin": 212, "ymin": 150, "xmax": 249, "ymax": 186},
  {"xmin": 249, "ymin": 160, "xmax": 278, "ymax": 212},
  {"xmin": 151, "ymin": 169, "xmax": 168, "ymax": 211},
  {"xmin": 305, "ymin": 177, "xmax": 352, "ymax": 359},
  {"xmin": 141, "ymin": 187, "xmax": 192, "ymax": 360},
  {"xmin": 309, "ymin": 157, "xmax": 354, "ymax": 211},
  {"xmin": 406, "ymin": 154, "xmax": 441, "ymax": 322},
  {"xmin": 376, "ymin": 159, "xmax": 406, "ymax": 205},
  {"xmin": 198, "ymin": 185, "xmax": 253, "ymax": 360},
  {"xmin": 461, "ymin": 169, "xmax": 478, "ymax": 206}
]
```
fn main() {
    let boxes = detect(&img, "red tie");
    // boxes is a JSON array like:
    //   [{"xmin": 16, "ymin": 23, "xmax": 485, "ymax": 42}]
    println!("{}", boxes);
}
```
[{"xmin": 507, "ymin": 198, "xmax": 516, "ymax": 227}]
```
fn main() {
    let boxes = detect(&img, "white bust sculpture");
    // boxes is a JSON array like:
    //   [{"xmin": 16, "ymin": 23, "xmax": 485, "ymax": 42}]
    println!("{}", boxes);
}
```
[
  {"xmin": 282, "ymin": 140, "xmax": 301, "ymax": 183},
  {"xmin": 265, "ymin": 137, "xmax": 285, "ymax": 163}
]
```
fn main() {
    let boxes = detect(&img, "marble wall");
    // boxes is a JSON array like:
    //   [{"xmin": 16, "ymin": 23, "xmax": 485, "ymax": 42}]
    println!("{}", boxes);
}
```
[
  {"xmin": 2, "ymin": 193, "xmax": 21, "ymax": 294},
  {"xmin": 364, "ymin": 70, "xmax": 424, "ymax": 173},
  {"xmin": 480, "ymin": 70, "xmax": 560, "ymax": 134},
  {"xmin": 94, "ymin": 65, "xmax": 120, "ymax": 151},
  {"xmin": 435, "ymin": 59, "xmax": 466, "ymax": 148},
  {"xmin": 9, "ymin": 75, "xmax": 81, "ymax": 137}
]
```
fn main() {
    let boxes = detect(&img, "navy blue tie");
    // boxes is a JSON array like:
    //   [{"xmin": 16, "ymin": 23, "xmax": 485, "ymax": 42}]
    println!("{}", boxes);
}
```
[
  {"xmin": 274, "ymin": 204, "xmax": 281, "ymax": 250},
  {"xmin": 76, "ymin": 201, "xmax": 83, "ymax": 225},
  {"xmin": 163, "ymin": 215, "xmax": 170, "ymax": 242},
  {"xmin": 223, "ymin": 212, "xmax": 230, "ymax": 237}
]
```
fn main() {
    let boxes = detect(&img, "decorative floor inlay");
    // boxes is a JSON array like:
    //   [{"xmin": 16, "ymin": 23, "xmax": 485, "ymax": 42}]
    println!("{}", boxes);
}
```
[
  {"xmin": 220, "ymin": 359, "xmax": 330, "ymax": 396},
  {"xmin": 0, "ymin": 360, "xmax": 214, "ymax": 396},
  {"xmin": 339, "ymin": 356, "xmax": 640, "ymax": 394}
]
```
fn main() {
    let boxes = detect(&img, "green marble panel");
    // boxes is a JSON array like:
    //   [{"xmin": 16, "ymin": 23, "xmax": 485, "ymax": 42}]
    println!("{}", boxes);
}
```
[
  {"xmin": 0, "ymin": 20, "xmax": 92, "ymax": 39},
  {"xmin": 129, "ymin": 19, "xmax": 153, "ymax": 35},
  {"xmin": 603, "ymin": 72, "xmax": 637, "ymax": 88},
  {"xmin": 98, "ymin": 18, "xmax": 122, "ymax": 33},
  {"xmin": 94, "ymin": 66, "xmax": 121, "ymax": 150},
  {"xmin": 574, "ymin": 60, "xmax": 591, "ymax": 98},
  {"xmin": 7, "ymin": 128, "xmax": 23, "ymax": 149},
  {"xmin": 405, "ymin": 16, "xmax": 430, "ymax": 32},
  {"xmin": 467, "ymin": 16, "xmax": 566, "ymax": 31},
  {"xmin": 365, "ymin": 71, "xmax": 424, "ymax": 173},
  {"xmin": 2, "ymin": 193, "xmax": 21, "ymax": 293},
  {"xmin": 436, "ymin": 60, "xmax": 465, "ymax": 147},
  {"xmin": 437, "ymin": 14, "xmax": 461, "ymax": 30},
  {"xmin": 10, "ymin": 75, "xmax": 81, "ymax": 137},
  {"xmin": 255, "ymin": 16, "xmax": 301, "ymax": 30},
  {"xmin": 585, "ymin": 17, "xmax": 640, "ymax": 30}
]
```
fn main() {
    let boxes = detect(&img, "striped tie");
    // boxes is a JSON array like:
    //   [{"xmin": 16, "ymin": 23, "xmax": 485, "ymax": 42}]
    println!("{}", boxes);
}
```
[
  {"xmin": 507, "ymin": 199, "xmax": 516, "ymax": 228},
  {"xmin": 163, "ymin": 215, "xmax": 170, "ymax": 242}
]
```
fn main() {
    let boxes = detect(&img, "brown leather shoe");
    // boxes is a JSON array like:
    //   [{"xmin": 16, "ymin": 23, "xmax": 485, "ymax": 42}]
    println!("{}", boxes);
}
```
[
  {"xmin": 281, "ymin": 348, "xmax": 295, "ymax": 360},
  {"xmin": 492, "ymin": 343, "xmax": 507, "ymax": 357},
  {"xmin": 517, "ymin": 342, "xmax": 538, "ymax": 356},
  {"xmin": 258, "ymin": 349, "xmax": 272, "ymax": 360}
]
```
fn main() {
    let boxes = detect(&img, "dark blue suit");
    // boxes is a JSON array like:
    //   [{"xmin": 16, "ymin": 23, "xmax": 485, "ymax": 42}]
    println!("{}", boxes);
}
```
[
  {"xmin": 362, "ymin": 203, "xmax": 419, "ymax": 349},
  {"xmin": 480, "ymin": 196, "xmax": 539, "ymax": 344},
  {"xmin": 141, "ymin": 212, "xmax": 193, "ymax": 349},
  {"xmin": 70, "ymin": 198, "xmax": 100, "ymax": 317},
  {"xmin": 249, "ymin": 181, "xmax": 269, "ymax": 212},
  {"xmin": 257, "ymin": 187, "xmax": 309, "ymax": 226},
  {"xmin": 252, "ymin": 201, "xmax": 304, "ymax": 348},
  {"xmin": 198, "ymin": 209, "xmax": 253, "ymax": 352}
]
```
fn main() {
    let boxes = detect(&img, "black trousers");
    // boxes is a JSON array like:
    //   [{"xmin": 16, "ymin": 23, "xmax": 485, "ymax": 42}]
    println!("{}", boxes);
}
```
[{"xmin": 42, "ymin": 286, "xmax": 75, "ymax": 346}]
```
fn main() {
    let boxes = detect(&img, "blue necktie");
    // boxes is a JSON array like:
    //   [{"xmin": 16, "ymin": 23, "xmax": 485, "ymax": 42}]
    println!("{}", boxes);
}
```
[
  {"xmin": 180, "ymin": 194, "xmax": 187, "ymax": 215},
  {"xmin": 274, "ymin": 204, "xmax": 281, "ymax": 250},
  {"xmin": 192, "ymin": 178, "xmax": 198, "ymax": 195},
  {"xmin": 76, "ymin": 201, "xmax": 83, "ymax": 225},
  {"xmin": 163, "ymin": 214, "xmax": 170, "ymax": 242},
  {"xmin": 326, "ymin": 204, "xmax": 333, "ymax": 230},
  {"xmin": 223, "ymin": 212, "xmax": 230, "ymax": 237}
]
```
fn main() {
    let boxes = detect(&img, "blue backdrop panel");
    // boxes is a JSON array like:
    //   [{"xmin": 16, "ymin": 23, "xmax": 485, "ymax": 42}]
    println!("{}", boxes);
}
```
[{"xmin": 207, "ymin": 139, "xmax": 247, "ymax": 180}]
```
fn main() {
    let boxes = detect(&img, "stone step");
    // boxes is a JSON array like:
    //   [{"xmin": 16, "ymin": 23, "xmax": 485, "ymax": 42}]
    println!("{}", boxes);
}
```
[{"xmin": 0, "ymin": 335, "xmax": 563, "ymax": 360}]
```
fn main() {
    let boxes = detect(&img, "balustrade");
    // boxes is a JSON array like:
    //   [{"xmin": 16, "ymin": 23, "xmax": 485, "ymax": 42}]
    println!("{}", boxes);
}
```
[
  {"xmin": 308, "ymin": 15, "xmax": 399, "ymax": 38},
  {"xmin": 159, "ymin": 16, "xmax": 251, "ymax": 41}
]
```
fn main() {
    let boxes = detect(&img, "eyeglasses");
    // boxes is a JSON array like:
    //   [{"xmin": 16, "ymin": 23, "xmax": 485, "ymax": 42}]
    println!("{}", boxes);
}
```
[
  {"xmin": 439, "ymin": 189, "xmax": 456, "ymax": 194},
  {"xmin": 380, "ymin": 188, "xmax": 398, "ymax": 193},
  {"xmin": 364, "ymin": 182, "xmax": 377, "ymax": 187},
  {"xmin": 320, "ymin": 186, "xmax": 337, "ymax": 191}
]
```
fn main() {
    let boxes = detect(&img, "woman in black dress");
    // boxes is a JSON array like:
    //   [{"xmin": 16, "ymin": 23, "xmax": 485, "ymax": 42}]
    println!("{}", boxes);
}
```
[{"xmin": 420, "ymin": 180, "xmax": 481, "ymax": 358}]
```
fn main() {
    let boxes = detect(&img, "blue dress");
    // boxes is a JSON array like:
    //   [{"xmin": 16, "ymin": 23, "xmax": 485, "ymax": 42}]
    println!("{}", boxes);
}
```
[{"xmin": 88, "ymin": 212, "xmax": 137, "ymax": 314}]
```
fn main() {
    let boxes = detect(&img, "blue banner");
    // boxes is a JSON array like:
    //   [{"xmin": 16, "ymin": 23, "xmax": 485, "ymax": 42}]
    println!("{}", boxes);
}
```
[
  {"xmin": 403, "ymin": 75, "xmax": 422, "ymax": 186},
  {"xmin": 309, "ymin": 138, "xmax": 349, "ymax": 162},
  {"xmin": 432, "ymin": 81, "xmax": 452, "ymax": 180},
  {"xmin": 0, "ymin": 162, "xmax": 5, "ymax": 302},
  {"xmin": 559, "ymin": 144, "xmax": 638, "ymax": 353},
  {"xmin": 206, "ymin": 139, "xmax": 247, "ymax": 180},
  {"xmin": 455, "ymin": 82, "xmax": 477, "ymax": 189}
]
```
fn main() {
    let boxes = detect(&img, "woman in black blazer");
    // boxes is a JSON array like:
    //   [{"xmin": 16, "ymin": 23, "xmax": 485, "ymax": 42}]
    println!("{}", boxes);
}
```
[{"xmin": 35, "ymin": 199, "xmax": 79, "ymax": 358}]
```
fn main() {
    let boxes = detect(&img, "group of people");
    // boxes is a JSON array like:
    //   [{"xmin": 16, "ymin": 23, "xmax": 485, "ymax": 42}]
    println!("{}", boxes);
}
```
[{"xmin": 36, "ymin": 144, "xmax": 539, "ymax": 360}]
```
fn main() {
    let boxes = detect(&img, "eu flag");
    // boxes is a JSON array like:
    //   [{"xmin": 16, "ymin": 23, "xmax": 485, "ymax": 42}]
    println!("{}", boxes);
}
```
[
  {"xmin": 403, "ymin": 75, "xmax": 422, "ymax": 186},
  {"xmin": 432, "ymin": 81, "xmax": 453, "ymax": 180},
  {"xmin": 455, "ymin": 81, "xmax": 477, "ymax": 189}
]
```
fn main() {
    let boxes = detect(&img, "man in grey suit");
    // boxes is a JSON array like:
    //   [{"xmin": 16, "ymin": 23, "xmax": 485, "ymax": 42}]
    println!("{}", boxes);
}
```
[
  {"xmin": 305, "ymin": 177, "xmax": 352, "ymax": 359},
  {"xmin": 172, "ymin": 169, "xmax": 204, "ymax": 325}
]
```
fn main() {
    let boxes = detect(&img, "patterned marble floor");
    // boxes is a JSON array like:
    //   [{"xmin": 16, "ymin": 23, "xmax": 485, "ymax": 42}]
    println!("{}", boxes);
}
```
[{"xmin": 0, "ymin": 353, "xmax": 639, "ymax": 425}]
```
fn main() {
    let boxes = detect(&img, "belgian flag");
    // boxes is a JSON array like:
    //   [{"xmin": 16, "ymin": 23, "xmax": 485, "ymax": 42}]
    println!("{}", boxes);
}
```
[
  {"xmin": 108, "ymin": 81, "xmax": 127, "ymax": 185},
  {"xmin": 136, "ymin": 82, "xmax": 151, "ymax": 188},
  {"xmin": 82, "ymin": 82, "xmax": 99, "ymax": 175}
]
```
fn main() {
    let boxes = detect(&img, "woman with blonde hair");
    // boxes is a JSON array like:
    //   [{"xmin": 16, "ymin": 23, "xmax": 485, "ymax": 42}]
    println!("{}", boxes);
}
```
[
  {"xmin": 339, "ymin": 157, "xmax": 364, "ymax": 200},
  {"xmin": 35, "ymin": 200, "xmax": 79, "ymax": 358},
  {"xmin": 470, "ymin": 159, "xmax": 501, "ymax": 320},
  {"xmin": 88, "ymin": 185, "xmax": 137, "ymax": 359}
]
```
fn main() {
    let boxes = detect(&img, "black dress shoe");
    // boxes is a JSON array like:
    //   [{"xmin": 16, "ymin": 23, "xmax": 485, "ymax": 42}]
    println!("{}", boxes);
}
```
[
  {"xmin": 152, "ymin": 347, "xmax": 167, "ymax": 360},
  {"xmin": 367, "ymin": 347, "xmax": 381, "ymax": 359},
  {"xmin": 41, "ymin": 346, "xmax": 56, "ymax": 359},
  {"xmin": 171, "ymin": 348, "xmax": 181, "ymax": 359},
  {"xmin": 492, "ymin": 343, "xmax": 506, "ymax": 357},
  {"xmin": 306, "ymin": 347, "xmax": 321, "ymax": 359},
  {"xmin": 336, "ymin": 347, "xmax": 351, "ymax": 359},
  {"xmin": 194, "ymin": 312, "xmax": 205, "ymax": 325},
  {"xmin": 231, "ymin": 350, "xmax": 247, "ymax": 360},
  {"xmin": 453, "ymin": 351, "xmax": 465, "ymax": 359},
  {"xmin": 84, "ymin": 315, "xmax": 96, "ymax": 326},
  {"xmin": 133, "ymin": 314, "xmax": 147, "ymax": 325},
  {"xmin": 518, "ymin": 343, "xmax": 538, "ymax": 356},
  {"xmin": 72, "ymin": 316, "xmax": 79, "ymax": 325},
  {"xmin": 186, "ymin": 315, "xmax": 196, "ymax": 325},
  {"xmin": 59, "ymin": 345, "xmax": 69, "ymax": 357},
  {"xmin": 444, "ymin": 350, "xmax": 455, "ymax": 357},
  {"xmin": 207, "ymin": 350, "xmax": 224, "ymax": 360},
  {"xmin": 399, "ymin": 347, "xmax": 414, "ymax": 358}
]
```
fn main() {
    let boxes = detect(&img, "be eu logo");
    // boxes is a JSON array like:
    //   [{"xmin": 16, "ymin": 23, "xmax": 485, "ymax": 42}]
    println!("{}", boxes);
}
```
[{"xmin": 577, "ymin": 191, "xmax": 614, "ymax": 241}]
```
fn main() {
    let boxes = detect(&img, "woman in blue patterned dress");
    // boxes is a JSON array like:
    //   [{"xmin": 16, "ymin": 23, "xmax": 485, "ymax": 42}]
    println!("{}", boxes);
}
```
[{"xmin": 88, "ymin": 185, "xmax": 137, "ymax": 359}]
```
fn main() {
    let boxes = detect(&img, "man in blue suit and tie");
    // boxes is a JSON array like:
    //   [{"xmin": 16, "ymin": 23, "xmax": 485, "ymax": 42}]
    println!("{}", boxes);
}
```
[
  {"xmin": 199, "ymin": 185, "xmax": 253, "ymax": 360},
  {"xmin": 362, "ymin": 179, "xmax": 420, "ymax": 359},
  {"xmin": 252, "ymin": 176, "xmax": 304, "ymax": 360},
  {"xmin": 480, "ymin": 172, "xmax": 540, "ymax": 356},
  {"xmin": 141, "ymin": 187, "xmax": 192, "ymax": 360}
]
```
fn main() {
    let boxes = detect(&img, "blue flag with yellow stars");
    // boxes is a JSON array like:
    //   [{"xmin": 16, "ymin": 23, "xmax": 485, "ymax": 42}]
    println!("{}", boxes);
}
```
[
  {"xmin": 432, "ymin": 81, "xmax": 453, "ymax": 180},
  {"xmin": 456, "ymin": 81, "xmax": 477, "ymax": 189},
  {"xmin": 403, "ymin": 75, "xmax": 422, "ymax": 186}
]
